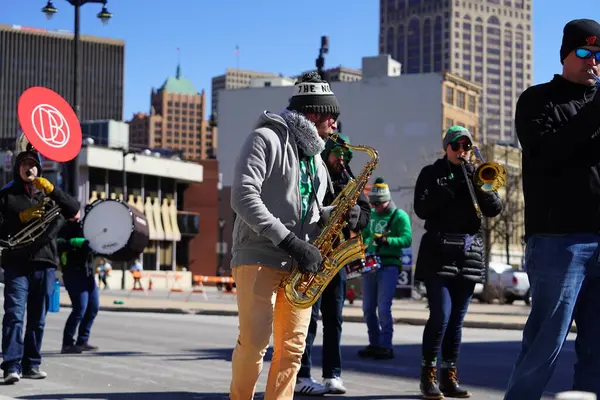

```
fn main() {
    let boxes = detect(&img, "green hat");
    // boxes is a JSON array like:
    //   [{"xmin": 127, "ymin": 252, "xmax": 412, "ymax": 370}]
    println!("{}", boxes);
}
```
[
  {"xmin": 442, "ymin": 125, "xmax": 473, "ymax": 149},
  {"xmin": 369, "ymin": 177, "xmax": 391, "ymax": 203},
  {"xmin": 322, "ymin": 133, "xmax": 353, "ymax": 162}
]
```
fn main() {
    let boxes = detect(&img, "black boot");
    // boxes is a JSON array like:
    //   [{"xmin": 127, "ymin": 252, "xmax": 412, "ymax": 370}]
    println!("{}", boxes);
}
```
[
  {"xmin": 439, "ymin": 367, "xmax": 471, "ymax": 398},
  {"xmin": 357, "ymin": 345, "xmax": 380, "ymax": 358},
  {"xmin": 420, "ymin": 366, "xmax": 444, "ymax": 399}
]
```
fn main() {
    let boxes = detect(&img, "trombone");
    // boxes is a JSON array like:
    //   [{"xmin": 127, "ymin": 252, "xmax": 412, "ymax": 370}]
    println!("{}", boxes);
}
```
[{"xmin": 459, "ymin": 146, "xmax": 507, "ymax": 218}]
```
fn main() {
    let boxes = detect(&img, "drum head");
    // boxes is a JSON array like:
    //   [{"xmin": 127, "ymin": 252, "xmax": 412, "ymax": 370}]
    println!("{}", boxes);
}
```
[{"xmin": 83, "ymin": 200, "xmax": 133, "ymax": 255}]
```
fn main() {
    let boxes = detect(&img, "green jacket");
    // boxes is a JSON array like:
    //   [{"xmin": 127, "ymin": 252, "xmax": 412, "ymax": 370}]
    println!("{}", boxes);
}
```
[{"xmin": 362, "ymin": 207, "xmax": 412, "ymax": 267}]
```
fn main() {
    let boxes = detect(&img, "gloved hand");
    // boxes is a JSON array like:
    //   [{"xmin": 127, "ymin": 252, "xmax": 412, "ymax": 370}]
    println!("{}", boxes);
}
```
[
  {"xmin": 346, "ymin": 205, "xmax": 361, "ymax": 230},
  {"xmin": 19, "ymin": 204, "xmax": 45, "ymax": 223},
  {"xmin": 278, "ymin": 232, "xmax": 322, "ymax": 273},
  {"xmin": 33, "ymin": 177, "xmax": 54, "ymax": 194},
  {"xmin": 320, "ymin": 206, "xmax": 336, "ymax": 224},
  {"xmin": 374, "ymin": 234, "xmax": 389, "ymax": 247}
]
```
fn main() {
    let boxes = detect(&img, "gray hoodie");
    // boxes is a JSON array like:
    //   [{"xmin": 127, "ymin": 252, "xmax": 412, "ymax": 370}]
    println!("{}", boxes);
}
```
[{"xmin": 230, "ymin": 110, "xmax": 330, "ymax": 271}]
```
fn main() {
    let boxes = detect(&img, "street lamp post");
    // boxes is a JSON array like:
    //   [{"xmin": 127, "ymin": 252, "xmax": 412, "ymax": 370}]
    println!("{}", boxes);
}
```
[
  {"xmin": 42, "ymin": 0, "xmax": 113, "ymax": 197},
  {"xmin": 316, "ymin": 35, "xmax": 329, "ymax": 81},
  {"xmin": 120, "ymin": 148, "xmax": 135, "ymax": 290}
]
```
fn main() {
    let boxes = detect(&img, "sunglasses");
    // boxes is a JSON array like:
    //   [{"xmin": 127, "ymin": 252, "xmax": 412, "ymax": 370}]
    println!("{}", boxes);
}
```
[
  {"xmin": 449, "ymin": 141, "xmax": 472, "ymax": 152},
  {"xmin": 330, "ymin": 147, "xmax": 351, "ymax": 159},
  {"xmin": 575, "ymin": 48, "xmax": 600, "ymax": 62}
]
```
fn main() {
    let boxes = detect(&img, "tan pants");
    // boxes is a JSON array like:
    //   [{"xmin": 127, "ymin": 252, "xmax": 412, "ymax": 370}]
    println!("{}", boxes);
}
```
[{"xmin": 230, "ymin": 265, "xmax": 312, "ymax": 400}]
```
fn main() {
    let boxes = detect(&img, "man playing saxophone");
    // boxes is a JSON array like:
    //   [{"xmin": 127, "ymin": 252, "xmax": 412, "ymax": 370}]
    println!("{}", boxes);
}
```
[
  {"xmin": 413, "ymin": 126, "xmax": 502, "ymax": 399},
  {"xmin": 295, "ymin": 134, "xmax": 371, "ymax": 395},
  {"xmin": 229, "ymin": 71, "xmax": 344, "ymax": 400},
  {"xmin": 0, "ymin": 144, "xmax": 79, "ymax": 384}
]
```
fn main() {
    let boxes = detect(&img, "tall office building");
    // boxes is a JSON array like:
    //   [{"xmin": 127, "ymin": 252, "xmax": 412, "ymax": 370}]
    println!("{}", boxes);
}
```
[
  {"xmin": 128, "ymin": 64, "xmax": 217, "ymax": 161},
  {"xmin": 211, "ymin": 68, "xmax": 281, "ymax": 117},
  {"xmin": 0, "ymin": 24, "xmax": 124, "ymax": 149},
  {"xmin": 379, "ymin": 0, "xmax": 533, "ymax": 143}
]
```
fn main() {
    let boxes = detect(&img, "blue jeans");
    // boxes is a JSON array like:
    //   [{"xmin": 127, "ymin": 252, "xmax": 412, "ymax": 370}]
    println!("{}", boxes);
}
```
[
  {"xmin": 62, "ymin": 270, "xmax": 100, "ymax": 347},
  {"xmin": 361, "ymin": 265, "xmax": 399, "ymax": 349},
  {"xmin": 298, "ymin": 268, "xmax": 347, "ymax": 379},
  {"xmin": 1, "ymin": 264, "xmax": 55, "ymax": 373},
  {"xmin": 505, "ymin": 233, "xmax": 600, "ymax": 400},
  {"xmin": 421, "ymin": 276, "xmax": 475, "ymax": 365}
]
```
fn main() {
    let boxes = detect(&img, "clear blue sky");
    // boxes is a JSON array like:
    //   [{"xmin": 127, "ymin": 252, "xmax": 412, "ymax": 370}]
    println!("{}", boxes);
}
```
[{"xmin": 4, "ymin": 0, "xmax": 596, "ymax": 119}]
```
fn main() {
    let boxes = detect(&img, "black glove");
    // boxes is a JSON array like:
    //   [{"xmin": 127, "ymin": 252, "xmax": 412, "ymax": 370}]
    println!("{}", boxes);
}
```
[
  {"xmin": 375, "ymin": 234, "xmax": 389, "ymax": 247},
  {"xmin": 346, "ymin": 205, "xmax": 360, "ymax": 230},
  {"xmin": 278, "ymin": 232, "xmax": 322, "ymax": 273}
]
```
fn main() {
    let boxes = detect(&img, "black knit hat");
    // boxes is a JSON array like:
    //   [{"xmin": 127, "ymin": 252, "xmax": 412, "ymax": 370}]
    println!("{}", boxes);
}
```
[
  {"xmin": 560, "ymin": 19, "xmax": 600, "ymax": 63},
  {"xmin": 287, "ymin": 71, "xmax": 341, "ymax": 116}
]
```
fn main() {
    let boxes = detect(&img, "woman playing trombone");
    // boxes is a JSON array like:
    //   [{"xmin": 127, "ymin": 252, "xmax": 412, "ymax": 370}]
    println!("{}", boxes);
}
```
[{"xmin": 413, "ymin": 126, "xmax": 502, "ymax": 399}]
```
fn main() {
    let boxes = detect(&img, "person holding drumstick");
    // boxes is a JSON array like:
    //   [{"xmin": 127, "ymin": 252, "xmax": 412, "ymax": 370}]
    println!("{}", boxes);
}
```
[
  {"xmin": 0, "ymin": 143, "xmax": 79, "ymax": 384},
  {"xmin": 58, "ymin": 211, "xmax": 100, "ymax": 355}
]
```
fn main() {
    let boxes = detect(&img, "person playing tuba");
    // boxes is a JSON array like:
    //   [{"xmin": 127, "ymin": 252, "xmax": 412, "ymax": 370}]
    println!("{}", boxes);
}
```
[{"xmin": 0, "ymin": 138, "xmax": 79, "ymax": 384}]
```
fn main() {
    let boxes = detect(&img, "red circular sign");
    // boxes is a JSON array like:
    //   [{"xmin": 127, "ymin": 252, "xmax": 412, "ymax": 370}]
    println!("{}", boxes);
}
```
[{"xmin": 17, "ymin": 86, "xmax": 82, "ymax": 162}]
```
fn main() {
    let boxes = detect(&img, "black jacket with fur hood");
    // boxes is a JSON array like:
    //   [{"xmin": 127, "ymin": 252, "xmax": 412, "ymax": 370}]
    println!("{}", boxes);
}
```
[{"xmin": 0, "ymin": 150, "xmax": 80, "ymax": 269}]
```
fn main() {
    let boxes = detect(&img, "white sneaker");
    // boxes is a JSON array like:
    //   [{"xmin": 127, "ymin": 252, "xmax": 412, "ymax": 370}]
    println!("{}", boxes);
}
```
[
  {"xmin": 3, "ymin": 371, "xmax": 20, "ymax": 384},
  {"xmin": 295, "ymin": 377, "xmax": 329, "ymax": 395},
  {"xmin": 324, "ymin": 377, "xmax": 347, "ymax": 394}
]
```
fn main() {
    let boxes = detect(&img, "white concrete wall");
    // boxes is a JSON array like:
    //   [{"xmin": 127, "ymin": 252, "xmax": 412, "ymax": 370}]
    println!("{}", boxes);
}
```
[{"xmin": 217, "ymin": 73, "xmax": 445, "ymax": 264}]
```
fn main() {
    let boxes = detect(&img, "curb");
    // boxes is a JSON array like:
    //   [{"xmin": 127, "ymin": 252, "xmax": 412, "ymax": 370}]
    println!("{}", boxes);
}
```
[{"xmin": 60, "ymin": 303, "xmax": 577, "ymax": 334}]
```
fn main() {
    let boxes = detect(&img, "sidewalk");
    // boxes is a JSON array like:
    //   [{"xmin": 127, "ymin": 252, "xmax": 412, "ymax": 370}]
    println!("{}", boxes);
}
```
[{"xmin": 59, "ymin": 286, "xmax": 567, "ymax": 332}]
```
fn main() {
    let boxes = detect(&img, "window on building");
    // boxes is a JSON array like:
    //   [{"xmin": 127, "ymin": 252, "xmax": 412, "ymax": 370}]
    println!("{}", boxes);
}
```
[
  {"xmin": 445, "ymin": 118, "xmax": 454, "ymax": 130},
  {"xmin": 407, "ymin": 18, "xmax": 421, "ymax": 73},
  {"xmin": 468, "ymin": 95, "xmax": 476, "ymax": 112},
  {"xmin": 457, "ymin": 91, "xmax": 466, "ymax": 108},
  {"xmin": 445, "ymin": 87, "xmax": 454, "ymax": 104}
]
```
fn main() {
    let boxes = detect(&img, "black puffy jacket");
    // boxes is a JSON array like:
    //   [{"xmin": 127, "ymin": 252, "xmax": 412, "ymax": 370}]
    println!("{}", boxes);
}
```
[
  {"xmin": 0, "ymin": 151, "xmax": 80, "ymax": 269},
  {"xmin": 413, "ymin": 157, "xmax": 503, "ymax": 283}
]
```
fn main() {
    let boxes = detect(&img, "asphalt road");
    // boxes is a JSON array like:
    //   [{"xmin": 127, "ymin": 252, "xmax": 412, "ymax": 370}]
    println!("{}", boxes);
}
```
[{"xmin": 0, "ymin": 308, "xmax": 575, "ymax": 399}]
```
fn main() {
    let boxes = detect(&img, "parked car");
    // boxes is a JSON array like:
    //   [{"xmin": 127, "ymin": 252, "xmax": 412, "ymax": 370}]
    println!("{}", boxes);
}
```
[
  {"xmin": 500, "ymin": 268, "xmax": 531, "ymax": 305},
  {"xmin": 473, "ymin": 261, "xmax": 514, "ymax": 303}
]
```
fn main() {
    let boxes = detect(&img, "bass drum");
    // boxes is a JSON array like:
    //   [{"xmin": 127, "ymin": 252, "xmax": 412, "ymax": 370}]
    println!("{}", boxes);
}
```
[{"xmin": 82, "ymin": 199, "xmax": 149, "ymax": 262}]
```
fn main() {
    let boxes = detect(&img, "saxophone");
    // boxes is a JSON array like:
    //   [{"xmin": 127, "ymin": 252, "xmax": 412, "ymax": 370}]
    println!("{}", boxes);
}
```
[{"xmin": 282, "ymin": 133, "xmax": 379, "ymax": 309}]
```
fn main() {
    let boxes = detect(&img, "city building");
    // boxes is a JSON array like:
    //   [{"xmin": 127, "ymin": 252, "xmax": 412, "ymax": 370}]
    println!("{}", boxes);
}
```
[
  {"xmin": 378, "ymin": 0, "xmax": 533, "ymax": 144},
  {"xmin": 81, "ymin": 120, "xmax": 129, "ymax": 149},
  {"xmin": 216, "ymin": 56, "xmax": 485, "ymax": 267},
  {"xmin": 480, "ymin": 141, "xmax": 525, "ymax": 266},
  {"xmin": 128, "ymin": 65, "xmax": 217, "ymax": 160},
  {"xmin": 0, "ymin": 24, "xmax": 124, "ymax": 149},
  {"xmin": 249, "ymin": 76, "xmax": 296, "ymax": 88},
  {"xmin": 211, "ymin": 68, "xmax": 280, "ymax": 117},
  {"xmin": 0, "ymin": 143, "xmax": 208, "ymax": 288}
]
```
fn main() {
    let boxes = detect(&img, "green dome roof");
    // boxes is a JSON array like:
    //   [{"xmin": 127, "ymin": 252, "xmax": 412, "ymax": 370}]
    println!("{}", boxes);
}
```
[{"xmin": 160, "ymin": 64, "xmax": 198, "ymax": 95}]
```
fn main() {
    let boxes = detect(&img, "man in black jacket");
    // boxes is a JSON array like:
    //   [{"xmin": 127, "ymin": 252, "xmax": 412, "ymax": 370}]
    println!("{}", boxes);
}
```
[
  {"xmin": 58, "ymin": 211, "xmax": 100, "ymax": 355},
  {"xmin": 505, "ymin": 19, "xmax": 600, "ymax": 400},
  {"xmin": 0, "ymin": 146, "xmax": 80, "ymax": 384},
  {"xmin": 295, "ymin": 134, "xmax": 370, "ymax": 396},
  {"xmin": 414, "ymin": 126, "xmax": 502, "ymax": 399}
]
